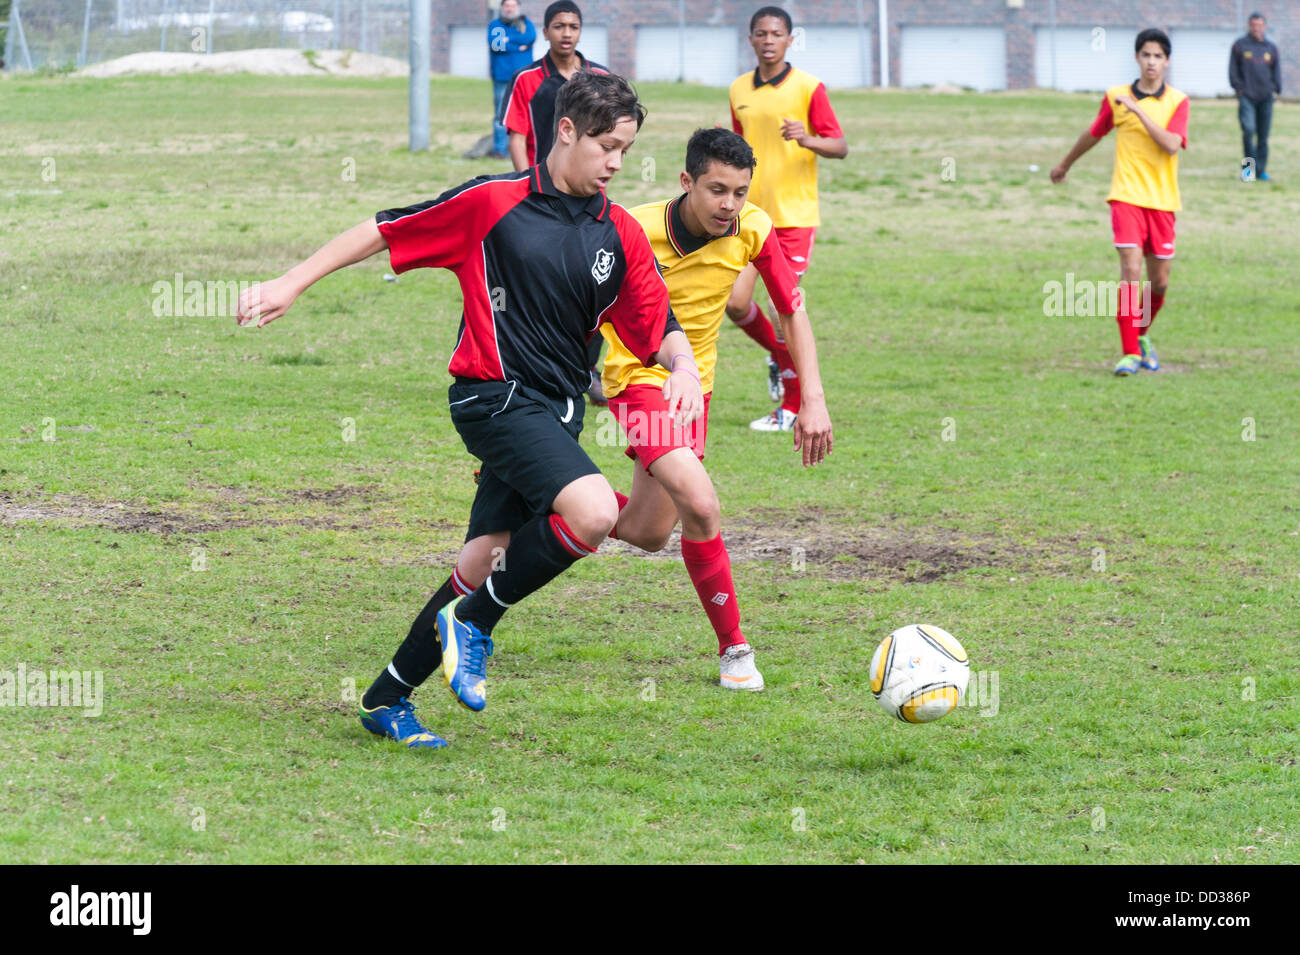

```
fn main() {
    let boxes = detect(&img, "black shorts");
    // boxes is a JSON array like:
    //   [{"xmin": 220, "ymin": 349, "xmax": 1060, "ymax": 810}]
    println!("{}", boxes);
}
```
[{"xmin": 448, "ymin": 378, "xmax": 600, "ymax": 540}]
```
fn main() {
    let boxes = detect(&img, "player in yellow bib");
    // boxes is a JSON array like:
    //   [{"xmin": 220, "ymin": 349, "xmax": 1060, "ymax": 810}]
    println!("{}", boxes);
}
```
[
  {"xmin": 601, "ymin": 128, "xmax": 833, "ymax": 690},
  {"xmin": 726, "ymin": 5, "xmax": 847, "ymax": 429},
  {"xmin": 1051, "ymin": 28, "xmax": 1189, "ymax": 376}
]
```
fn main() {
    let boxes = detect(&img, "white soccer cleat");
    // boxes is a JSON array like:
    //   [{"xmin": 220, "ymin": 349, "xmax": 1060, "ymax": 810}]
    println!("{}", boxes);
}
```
[
  {"xmin": 749, "ymin": 408, "xmax": 796, "ymax": 432},
  {"xmin": 719, "ymin": 643, "xmax": 765, "ymax": 691}
]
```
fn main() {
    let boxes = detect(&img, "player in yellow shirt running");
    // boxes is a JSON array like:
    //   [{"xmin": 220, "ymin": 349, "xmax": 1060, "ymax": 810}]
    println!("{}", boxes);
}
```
[
  {"xmin": 1051, "ymin": 28, "xmax": 1189, "ymax": 376},
  {"xmin": 601, "ymin": 127, "xmax": 833, "ymax": 690},
  {"xmin": 726, "ymin": 5, "xmax": 847, "ymax": 428}
]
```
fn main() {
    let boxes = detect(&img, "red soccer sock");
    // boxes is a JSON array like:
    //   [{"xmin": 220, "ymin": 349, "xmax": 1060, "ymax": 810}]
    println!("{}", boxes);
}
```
[
  {"xmin": 680, "ymin": 534, "xmax": 745, "ymax": 655},
  {"xmin": 1147, "ymin": 291, "xmax": 1165, "ymax": 332},
  {"xmin": 773, "ymin": 339, "xmax": 801, "ymax": 414},
  {"xmin": 1117, "ymin": 281, "xmax": 1142, "ymax": 356},
  {"xmin": 608, "ymin": 490, "xmax": 629, "ymax": 540},
  {"xmin": 732, "ymin": 302, "xmax": 780, "ymax": 354}
]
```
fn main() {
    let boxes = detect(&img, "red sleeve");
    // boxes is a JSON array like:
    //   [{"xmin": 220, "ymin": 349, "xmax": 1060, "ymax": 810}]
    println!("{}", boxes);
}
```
[
  {"xmin": 503, "ymin": 70, "xmax": 537, "ymax": 136},
  {"xmin": 753, "ymin": 228, "xmax": 801, "ymax": 315},
  {"xmin": 807, "ymin": 83, "xmax": 843, "ymax": 138},
  {"xmin": 1166, "ymin": 98, "xmax": 1189, "ymax": 149},
  {"xmin": 731, "ymin": 104, "xmax": 743, "ymax": 135},
  {"xmin": 376, "ymin": 178, "xmax": 517, "ymax": 273},
  {"xmin": 601, "ymin": 207, "xmax": 672, "ymax": 366},
  {"xmin": 1088, "ymin": 95, "xmax": 1114, "ymax": 138}
]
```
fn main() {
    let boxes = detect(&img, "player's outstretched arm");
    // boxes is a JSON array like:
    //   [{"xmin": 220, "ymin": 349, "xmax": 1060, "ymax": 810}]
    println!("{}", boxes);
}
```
[
  {"xmin": 654, "ymin": 329, "xmax": 705, "ymax": 427},
  {"xmin": 236, "ymin": 220, "xmax": 388, "ymax": 328},
  {"xmin": 1050, "ymin": 130, "xmax": 1102, "ymax": 183},
  {"xmin": 775, "ymin": 307, "xmax": 832, "ymax": 466}
]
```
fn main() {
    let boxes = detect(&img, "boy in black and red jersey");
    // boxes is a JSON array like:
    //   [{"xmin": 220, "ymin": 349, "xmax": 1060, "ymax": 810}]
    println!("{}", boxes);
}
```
[{"xmin": 236, "ymin": 73, "xmax": 702, "ymax": 748}]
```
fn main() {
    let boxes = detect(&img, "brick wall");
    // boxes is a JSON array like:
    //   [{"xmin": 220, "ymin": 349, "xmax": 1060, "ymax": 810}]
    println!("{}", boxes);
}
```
[{"xmin": 434, "ymin": 0, "xmax": 1296, "ymax": 93}]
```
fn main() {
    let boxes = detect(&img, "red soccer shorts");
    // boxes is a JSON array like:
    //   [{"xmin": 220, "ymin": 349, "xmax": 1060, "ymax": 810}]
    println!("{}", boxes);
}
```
[
  {"xmin": 775, "ymin": 227, "xmax": 817, "ymax": 275},
  {"xmin": 608, "ymin": 384, "xmax": 712, "ymax": 472},
  {"xmin": 1110, "ymin": 200, "xmax": 1176, "ymax": 259}
]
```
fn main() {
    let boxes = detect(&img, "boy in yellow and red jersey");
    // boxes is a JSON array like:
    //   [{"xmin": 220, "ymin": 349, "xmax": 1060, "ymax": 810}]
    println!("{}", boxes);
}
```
[
  {"xmin": 602, "ymin": 127, "xmax": 833, "ymax": 690},
  {"xmin": 726, "ymin": 5, "xmax": 847, "ymax": 430},
  {"xmin": 1051, "ymin": 28, "xmax": 1189, "ymax": 376}
]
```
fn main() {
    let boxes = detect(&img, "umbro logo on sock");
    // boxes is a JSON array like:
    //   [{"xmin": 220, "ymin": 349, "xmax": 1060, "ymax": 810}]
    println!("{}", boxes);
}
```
[{"xmin": 711, "ymin": 593, "xmax": 729, "ymax": 606}]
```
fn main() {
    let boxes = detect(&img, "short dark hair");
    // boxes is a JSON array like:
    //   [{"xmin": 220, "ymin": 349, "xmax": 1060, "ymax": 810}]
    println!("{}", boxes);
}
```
[
  {"xmin": 1249, "ymin": 12, "xmax": 1266, "ymax": 22},
  {"xmin": 545, "ymin": 1, "xmax": 582, "ymax": 29},
  {"xmin": 553, "ymin": 72, "xmax": 646, "ymax": 142},
  {"xmin": 1135, "ymin": 28, "xmax": 1171, "ymax": 57},
  {"xmin": 685, "ymin": 128, "xmax": 756, "ymax": 180},
  {"xmin": 749, "ymin": 5, "xmax": 792, "ymax": 34}
]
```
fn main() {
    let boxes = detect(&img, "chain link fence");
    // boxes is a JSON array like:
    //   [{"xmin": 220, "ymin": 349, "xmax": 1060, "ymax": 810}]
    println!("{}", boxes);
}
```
[{"xmin": 3, "ymin": 0, "xmax": 412, "ymax": 70}]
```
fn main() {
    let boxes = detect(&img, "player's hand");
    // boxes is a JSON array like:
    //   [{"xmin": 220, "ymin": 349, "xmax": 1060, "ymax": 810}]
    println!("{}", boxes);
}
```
[
  {"xmin": 236, "ymin": 275, "xmax": 297, "ymax": 328},
  {"xmin": 1050, "ymin": 163, "xmax": 1068, "ymax": 184},
  {"xmin": 1114, "ymin": 93, "xmax": 1138, "ymax": 112},
  {"xmin": 793, "ymin": 396, "xmax": 833, "ymax": 467},
  {"xmin": 781, "ymin": 118, "xmax": 809, "ymax": 145},
  {"xmin": 662, "ymin": 371, "xmax": 704, "ymax": 427}
]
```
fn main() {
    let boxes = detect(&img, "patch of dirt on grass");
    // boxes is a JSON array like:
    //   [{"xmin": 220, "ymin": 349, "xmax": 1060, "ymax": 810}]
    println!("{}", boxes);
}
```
[
  {"xmin": 600, "ymin": 509, "xmax": 1037, "ymax": 582},
  {"xmin": 0, "ymin": 489, "xmax": 378, "ymax": 535},
  {"xmin": 3, "ymin": 493, "xmax": 1072, "ymax": 582}
]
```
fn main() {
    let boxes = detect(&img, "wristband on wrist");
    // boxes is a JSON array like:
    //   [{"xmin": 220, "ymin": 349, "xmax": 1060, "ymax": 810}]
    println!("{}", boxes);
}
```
[{"xmin": 669, "ymin": 354, "xmax": 700, "ymax": 382}]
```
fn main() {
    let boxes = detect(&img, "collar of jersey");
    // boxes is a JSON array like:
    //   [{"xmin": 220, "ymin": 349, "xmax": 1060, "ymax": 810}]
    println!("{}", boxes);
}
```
[
  {"xmin": 665, "ymin": 195, "xmax": 738, "ymax": 258},
  {"xmin": 542, "ymin": 49, "xmax": 588, "ymax": 79},
  {"xmin": 1129, "ymin": 80, "xmax": 1167, "ymax": 101},
  {"xmin": 752, "ymin": 63, "xmax": 793, "ymax": 89},
  {"xmin": 530, "ymin": 162, "xmax": 609, "ymax": 221}
]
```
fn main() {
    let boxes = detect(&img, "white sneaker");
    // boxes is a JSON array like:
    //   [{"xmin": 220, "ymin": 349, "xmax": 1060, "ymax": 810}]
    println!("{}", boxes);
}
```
[
  {"xmin": 749, "ymin": 408, "xmax": 796, "ymax": 431},
  {"xmin": 766, "ymin": 356, "xmax": 784, "ymax": 402},
  {"xmin": 719, "ymin": 643, "xmax": 765, "ymax": 691}
]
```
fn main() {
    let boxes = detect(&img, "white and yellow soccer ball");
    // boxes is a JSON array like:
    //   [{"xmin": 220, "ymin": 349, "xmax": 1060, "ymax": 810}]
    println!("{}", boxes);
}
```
[{"xmin": 869, "ymin": 624, "xmax": 970, "ymax": 723}]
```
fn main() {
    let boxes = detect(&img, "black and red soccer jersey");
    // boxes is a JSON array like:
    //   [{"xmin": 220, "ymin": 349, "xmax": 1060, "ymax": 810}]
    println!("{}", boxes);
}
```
[
  {"xmin": 499, "ymin": 52, "xmax": 609, "ymax": 166},
  {"xmin": 375, "ymin": 163, "xmax": 673, "ymax": 399}
]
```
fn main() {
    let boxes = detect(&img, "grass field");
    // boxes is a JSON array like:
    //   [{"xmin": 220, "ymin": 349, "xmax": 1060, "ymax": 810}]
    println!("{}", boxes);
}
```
[{"xmin": 1, "ymin": 70, "xmax": 1297, "ymax": 864}]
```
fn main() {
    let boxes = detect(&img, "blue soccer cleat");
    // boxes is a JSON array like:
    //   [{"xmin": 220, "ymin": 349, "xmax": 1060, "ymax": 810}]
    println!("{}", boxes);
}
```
[
  {"xmin": 1113, "ymin": 354, "xmax": 1141, "ymax": 376},
  {"xmin": 1138, "ymin": 335, "xmax": 1159, "ymax": 371},
  {"xmin": 359, "ymin": 697, "xmax": 448, "ymax": 748},
  {"xmin": 437, "ymin": 597, "xmax": 493, "ymax": 712}
]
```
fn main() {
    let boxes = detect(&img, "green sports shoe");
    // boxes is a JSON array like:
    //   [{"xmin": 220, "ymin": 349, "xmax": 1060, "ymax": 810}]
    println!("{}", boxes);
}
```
[
  {"xmin": 1138, "ymin": 335, "xmax": 1159, "ymax": 371},
  {"xmin": 1113, "ymin": 354, "xmax": 1142, "ymax": 376}
]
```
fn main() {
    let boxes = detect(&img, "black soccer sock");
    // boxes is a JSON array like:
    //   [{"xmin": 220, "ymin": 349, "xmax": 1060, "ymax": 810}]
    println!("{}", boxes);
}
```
[
  {"xmin": 362, "ymin": 572, "xmax": 467, "ymax": 709},
  {"xmin": 457, "ymin": 513, "xmax": 596, "ymax": 635}
]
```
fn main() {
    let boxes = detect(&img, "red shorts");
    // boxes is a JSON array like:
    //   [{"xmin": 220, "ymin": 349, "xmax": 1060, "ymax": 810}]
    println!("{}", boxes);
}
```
[
  {"xmin": 1110, "ymin": 200, "xmax": 1176, "ymax": 259},
  {"xmin": 607, "ymin": 384, "xmax": 711, "ymax": 472},
  {"xmin": 775, "ymin": 227, "xmax": 817, "ymax": 275}
]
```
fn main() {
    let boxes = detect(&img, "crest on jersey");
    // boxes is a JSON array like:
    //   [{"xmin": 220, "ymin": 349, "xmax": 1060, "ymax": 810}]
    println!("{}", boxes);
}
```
[{"xmin": 591, "ymin": 248, "xmax": 615, "ymax": 284}]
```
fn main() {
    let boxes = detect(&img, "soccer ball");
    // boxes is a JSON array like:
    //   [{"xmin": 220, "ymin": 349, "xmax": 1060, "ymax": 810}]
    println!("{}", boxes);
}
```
[{"xmin": 869, "ymin": 624, "xmax": 970, "ymax": 723}]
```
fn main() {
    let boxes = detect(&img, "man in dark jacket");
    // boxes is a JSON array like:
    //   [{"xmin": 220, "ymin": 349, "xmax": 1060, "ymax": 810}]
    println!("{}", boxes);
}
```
[
  {"xmin": 488, "ymin": 0, "xmax": 536, "ymax": 160},
  {"xmin": 1230, "ymin": 12, "xmax": 1282, "ymax": 181}
]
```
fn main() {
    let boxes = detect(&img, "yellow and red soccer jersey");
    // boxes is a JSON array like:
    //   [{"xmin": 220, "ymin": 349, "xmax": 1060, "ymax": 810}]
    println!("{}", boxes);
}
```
[
  {"xmin": 602, "ymin": 197, "xmax": 801, "ymax": 399},
  {"xmin": 1089, "ymin": 82, "xmax": 1189, "ymax": 212},
  {"xmin": 729, "ymin": 64, "xmax": 842, "ymax": 228}
]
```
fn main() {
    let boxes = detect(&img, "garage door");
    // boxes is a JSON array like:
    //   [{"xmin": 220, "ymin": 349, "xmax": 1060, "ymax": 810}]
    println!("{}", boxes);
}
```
[
  {"xmin": 534, "ymin": 26, "xmax": 608, "ymax": 70},
  {"xmin": 793, "ymin": 26, "xmax": 872, "ymax": 88},
  {"xmin": 636, "ymin": 26, "xmax": 739, "ymax": 86},
  {"xmin": 449, "ymin": 25, "xmax": 490, "ymax": 79},
  {"xmin": 900, "ymin": 26, "xmax": 1006, "ymax": 91},
  {"xmin": 1034, "ymin": 26, "xmax": 1141, "ymax": 91},
  {"xmin": 1170, "ymin": 29, "xmax": 1238, "ymax": 96}
]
